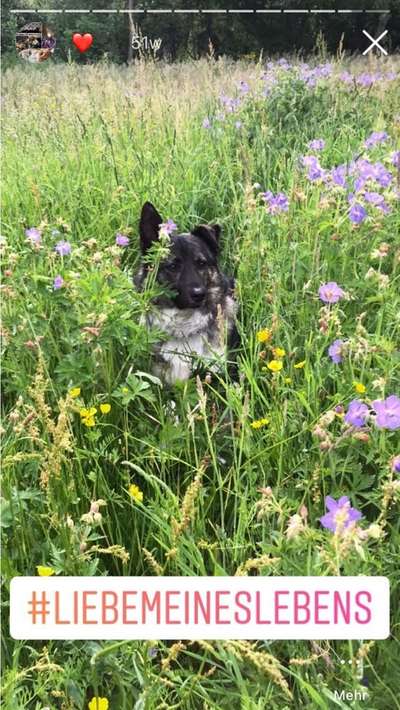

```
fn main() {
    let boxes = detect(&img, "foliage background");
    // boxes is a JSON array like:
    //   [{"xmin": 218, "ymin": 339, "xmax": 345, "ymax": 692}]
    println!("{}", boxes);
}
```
[{"xmin": 1, "ymin": 6, "xmax": 400, "ymax": 708}]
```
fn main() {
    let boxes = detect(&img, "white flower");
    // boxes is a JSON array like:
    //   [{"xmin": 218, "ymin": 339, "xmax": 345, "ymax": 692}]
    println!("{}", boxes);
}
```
[{"xmin": 286, "ymin": 514, "xmax": 305, "ymax": 540}]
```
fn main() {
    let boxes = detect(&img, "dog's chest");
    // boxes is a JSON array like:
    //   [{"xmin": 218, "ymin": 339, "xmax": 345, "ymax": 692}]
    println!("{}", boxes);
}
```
[{"xmin": 146, "ymin": 307, "xmax": 225, "ymax": 384}]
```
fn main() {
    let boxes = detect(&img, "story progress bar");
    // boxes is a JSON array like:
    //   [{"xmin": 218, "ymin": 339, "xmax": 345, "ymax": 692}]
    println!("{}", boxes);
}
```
[{"xmin": 10, "ymin": 8, "xmax": 392, "ymax": 14}]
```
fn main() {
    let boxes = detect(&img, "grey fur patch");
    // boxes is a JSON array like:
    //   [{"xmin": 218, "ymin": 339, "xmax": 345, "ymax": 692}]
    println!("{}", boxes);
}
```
[{"xmin": 143, "ymin": 294, "xmax": 237, "ymax": 384}]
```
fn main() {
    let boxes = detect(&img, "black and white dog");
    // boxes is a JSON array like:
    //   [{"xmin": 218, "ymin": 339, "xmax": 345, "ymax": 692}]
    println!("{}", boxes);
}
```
[{"xmin": 134, "ymin": 202, "xmax": 238, "ymax": 384}]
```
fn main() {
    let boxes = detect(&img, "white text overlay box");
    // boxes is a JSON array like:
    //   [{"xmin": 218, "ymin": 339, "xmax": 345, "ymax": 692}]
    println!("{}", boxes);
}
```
[{"xmin": 10, "ymin": 576, "xmax": 390, "ymax": 640}]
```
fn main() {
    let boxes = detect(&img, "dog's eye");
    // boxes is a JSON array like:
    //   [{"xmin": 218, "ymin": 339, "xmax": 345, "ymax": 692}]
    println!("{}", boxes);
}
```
[
  {"xmin": 195, "ymin": 258, "xmax": 207, "ymax": 268},
  {"xmin": 165, "ymin": 260, "xmax": 180, "ymax": 271}
]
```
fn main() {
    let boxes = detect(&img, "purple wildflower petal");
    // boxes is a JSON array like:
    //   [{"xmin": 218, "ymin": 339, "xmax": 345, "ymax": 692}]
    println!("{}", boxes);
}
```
[
  {"xmin": 392, "ymin": 455, "xmax": 400, "ymax": 473},
  {"xmin": 308, "ymin": 139, "xmax": 325, "ymax": 151},
  {"xmin": 364, "ymin": 131, "xmax": 388, "ymax": 149},
  {"xmin": 319, "ymin": 496, "xmax": 362, "ymax": 534},
  {"xmin": 325, "ymin": 496, "xmax": 340, "ymax": 512},
  {"xmin": 318, "ymin": 282, "xmax": 344, "ymax": 304},
  {"xmin": 25, "ymin": 227, "xmax": 42, "ymax": 244},
  {"xmin": 53, "ymin": 275, "xmax": 64, "ymax": 290},
  {"xmin": 115, "ymin": 233, "xmax": 130, "ymax": 247},
  {"xmin": 372, "ymin": 395, "xmax": 400, "ymax": 430},
  {"xmin": 328, "ymin": 339, "xmax": 344, "ymax": 364},
  {"xmin": 159, "ymin": 219, "xmax": 177, "ymax": 235},
  {"xmin": 54, "ymin": 240, "xmax": 71, "ymax": 256},
  {"xmin": 349, "ymin": 203, "xmax": 367, "ymax": 224},
  {"xmin": 391, "ymin": 151, "xmax": 400, "ymax": 168},
  {"xmin": 344, "ymin": 400, "xmax": 369, "ymax": 427},
  {"xmin": 348, "ymin": 508, "xmax": 362, "ymax": 524},
  {"xmin": 319, "ymin": 512, "xmax": 336, "ymax": 532}
]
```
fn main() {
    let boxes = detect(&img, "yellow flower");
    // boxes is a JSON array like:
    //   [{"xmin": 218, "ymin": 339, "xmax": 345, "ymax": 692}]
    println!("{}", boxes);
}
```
[
  {"xmin": 37, "ymin": 565, "xmax": 55, "ymax": 576},
  {"xmin": 122, "ymin": 387, "xmax": 129, "ymax": 394},
  {"xmin": 353, "ymin": 381, "xmax": 366, "ymax": 394},
  {"xmin": 267, "ymin": 360, "xmax": 283, "ymax": 372},
  {"xmin": 272, "ymin": 347, "xmax": 286, "ymax": 358},
  {"xmin": 88, "ymin": 698, "xmax": 109, "ymax": 710},
  {"xmin": 294, "ymin": 360, "xmax": 306, "ymax": 369},
  {"xmin": 250, "ymin": 417, "xmax": 269, "ymax": 429},
  {"xmin": 256, "ymin": 328, "xmax": 272, "ymax": 343},
  {"xmin": 284, "ymin": 377, "xmax": 292, "ymax": 384},
  {"xmin": 69, "ymin": 387, "xmax": 81, "ymax": 398},
  {"xmin": 82, "ymin": 416, "xmax": 95, "ymax": 427},
  {"xmin": 80, "ymin": 407, "xmax": 97, "ymax": 418},
  {"xmin": 128, "ymin": 484, "xmax": 143, "ymax": 503},
  {"xmin": 100, "ymin": 403, "xmax": 111, "ymax": 414}
]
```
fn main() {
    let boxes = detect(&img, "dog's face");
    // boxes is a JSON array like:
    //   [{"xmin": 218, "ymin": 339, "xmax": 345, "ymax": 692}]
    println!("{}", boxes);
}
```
[{"xmin": 139, "ymin": 202, "xmax": 223, "ymax": 310}]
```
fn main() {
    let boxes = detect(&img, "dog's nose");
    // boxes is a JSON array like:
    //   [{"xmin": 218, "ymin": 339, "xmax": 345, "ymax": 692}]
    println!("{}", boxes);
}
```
[{"xmin": 190, "ymin": 286, "xmax": 206, "ymax": 303}]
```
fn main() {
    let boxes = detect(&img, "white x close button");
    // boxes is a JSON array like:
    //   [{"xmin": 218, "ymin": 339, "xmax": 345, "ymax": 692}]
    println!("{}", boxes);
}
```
[{"xmin": 362, "ymin": 30, "xmax": 389, "ymax": 56}]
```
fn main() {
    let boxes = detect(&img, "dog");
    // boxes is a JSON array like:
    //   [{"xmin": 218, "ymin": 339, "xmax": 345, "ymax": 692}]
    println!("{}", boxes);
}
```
[{"xmin": 134, "ymin": 202, "xmax": 239, "ymax": 385}]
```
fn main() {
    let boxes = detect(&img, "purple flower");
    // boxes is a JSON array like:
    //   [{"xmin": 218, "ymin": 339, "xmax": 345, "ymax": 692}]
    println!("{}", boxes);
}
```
[
  {"xmin": 357, "ymin": 73, "xmax": 375, "ymax": 88},
  {"xmin": 219, "ymin": 95, "xmax": 240, "ymax": 112},
  {"xmin": 318, "ymin": 282, "xmax": 344, "ymax": 304},
  {"xmin": 349, "ymin": 203, "xmax": 367, "ymax": 224},
  {"xmin": 239, "ymin": 80, "xmax": 249, "ymax": 94},
  {"xmin": 54, "ymin": 240, "xmax": 71, "ymax": 256},
  {"xmin": 261, "ymin": 190, "xmax": 289, "ymax": 214},
  {"xmin": 364, "ymin": 131, "xmax": 388, "ymax": 149},
  {"xmin": 115, "ymin": 233, "xmax": 130, "ymax": 247},
  {"xmin": 372, "ymin": 395, "xmax": 400, "ymax": 430},
  {"xmin": 202, "ymin": 117, "xmax": 211, "ymax": 129},
  {"xmin": 340, "ymin": 71, "xmax": 353, "ymax": 84},
  {"xmin": 391, "ymin": 151, "xmax": 400, "ymax": 168},
  {"xmin": 53, "ymin": 275, "xmax": 64, "ymax": 290},
  {"xmin": 301, "ymin": 155, "xmax": 318, "ymax": 168},
  {"xmin": 374, "ymin": 163, "xmax": 392, "ymax": 188},
  {"xmin": 235, "ymin": 120, "xmax": 242, "ymax": 129},
  {"xmin": 268, "ymin": 192, "xmax": 289, "ymax": 214},
  {"xmin": 320, "ymin": 496, "xmax": 362, "ymax": 533},
  {"xmin": 353, "ymin": 158, "xmax": 375, "ymax": 181},
  {"xmin": 363, "ymin": 192, "xmax": 391, "ymax": 214},
  {"xmin": 328, "ymin": 339, "xmax": 344, "ymax": 364},
  {"xmin": 308, "ymin": 139, "xmax": 325, "ymax": 151},
  {"xmin": 301, "ymin": 155, "xmax": 326, "ymax": 181},
  {"xmin": 330, "ymin": 165, "xmax": 348, "ymax": 188},
  {"xmin": 25, "ymin": 227, "xmax": 41, "ymax": 244},
  {"xmin": 391, "ymin": 455, "xmax": 400, "ymax": 473},
  {"xmin": 378, "ymin": 201, "xmax": 391, "ymax": 214},
  {"xmin": 354, "ymin": 177, "xmax": 366, "ymax": 193},
  {"xmin": 363, "ymin": 191, "xmax": 384, "ymax": 205},
  {"xmin": 159, "ymin": 219, "xmax": 177, "ymax": 235},
  {"xmin": 344, "ymin": 400, "xmax": 369, "ymax": 427},
  {"xmin": 261, "ymin": 190, "xmax": 273, "ymax": 202},
  {"xmin": 308, "ymin": 165, "xmax": 326, "ymax": 181}
]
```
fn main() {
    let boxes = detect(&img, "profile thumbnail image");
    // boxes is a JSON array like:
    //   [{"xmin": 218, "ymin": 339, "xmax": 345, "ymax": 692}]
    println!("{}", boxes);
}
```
[{"xmin": 16, "ymin": 21, "xmax": 56, "ymax": 63}]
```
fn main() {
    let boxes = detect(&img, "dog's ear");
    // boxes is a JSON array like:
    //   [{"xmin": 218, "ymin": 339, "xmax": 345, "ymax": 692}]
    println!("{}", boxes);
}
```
[
  {"xmin": 139, "ymin": 202, "xmax": 163, "ymax": 253},
  {"xmin": 191, "ymin": 224, "xmax": 221, "ymax": 255}
]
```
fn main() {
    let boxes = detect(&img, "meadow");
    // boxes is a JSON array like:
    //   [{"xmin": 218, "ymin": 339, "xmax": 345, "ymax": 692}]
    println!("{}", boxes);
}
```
[{"xmin": 1, "ymin": 53, "xmax": 400, "ymax": 709}]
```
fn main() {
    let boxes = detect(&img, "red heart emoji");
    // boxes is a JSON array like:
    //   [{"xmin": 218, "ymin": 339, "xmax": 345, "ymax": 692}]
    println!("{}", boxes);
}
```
[{"xmin": 72, "ymin": 33, "xmax": 93, "ymax": 53}]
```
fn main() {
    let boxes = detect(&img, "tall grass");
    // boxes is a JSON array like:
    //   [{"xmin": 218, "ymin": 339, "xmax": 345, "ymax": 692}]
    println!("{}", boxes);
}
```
[{"xmin": 2, "ymin": 55, "xmax": 400, "ymax": 709}]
